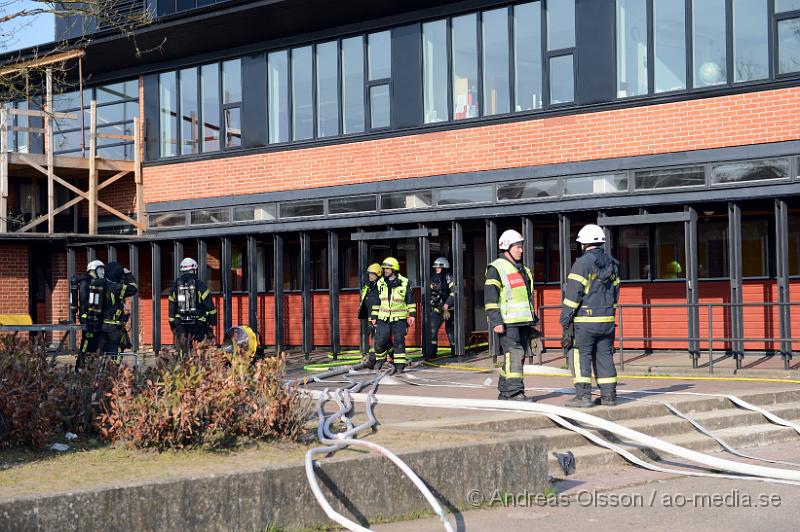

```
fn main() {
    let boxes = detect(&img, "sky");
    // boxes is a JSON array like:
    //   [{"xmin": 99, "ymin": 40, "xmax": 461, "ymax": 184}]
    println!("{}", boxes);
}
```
[{"xmin": 1, "ymin": 0, "xmax": 55, "ymax": 53}]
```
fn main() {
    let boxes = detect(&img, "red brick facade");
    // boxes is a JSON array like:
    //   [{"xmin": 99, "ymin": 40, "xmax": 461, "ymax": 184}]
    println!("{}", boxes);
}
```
[
  {"xmin": 0, "ymin": 245, "xmax": 28, "ymax": 315},
  {"xmin": 143, "ymin": 86, "xmax": 800, "ymax": 204}
]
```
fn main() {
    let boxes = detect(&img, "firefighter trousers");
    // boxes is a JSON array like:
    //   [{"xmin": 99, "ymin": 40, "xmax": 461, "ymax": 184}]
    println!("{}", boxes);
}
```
[
  {"xmin": 374, "ymin": 319, "xmax": 408, "ymax": 368},
  {"xmin": 497, "ymin": 325, "xmax": 530, "ymax": 398},
  {"xmin": 430, "ymin": 309, "xmax": 454, "ymax": 357},
  {"xmin": 569, "ymin": 322, "xmax": 617, "ymax": 394},
  {"xmin": 173, "ymin": 323, "xmax": 211, "ymax": 358}
]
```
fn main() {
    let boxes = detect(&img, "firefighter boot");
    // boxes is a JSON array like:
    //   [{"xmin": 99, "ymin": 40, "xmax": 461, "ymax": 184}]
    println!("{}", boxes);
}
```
[
  {"xmin": 565, "ymin": 383, "xmax": 594, "ymax": 408},
  {"xmin": 597, "ymin": 384, "xmax": 617, "ymax": 406}
]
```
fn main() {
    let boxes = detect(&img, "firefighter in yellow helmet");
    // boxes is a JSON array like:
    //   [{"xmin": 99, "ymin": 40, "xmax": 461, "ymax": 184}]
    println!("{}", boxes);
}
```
[
  {"xmin": 485, "ymin": 229, "xmax": 539, "ymax": 401},
  {"xmin": 359, "ymin": 263, "xmax": 382, "ymax": 364},
  {"xmin": 371, "ymin": 257, "xmax": 416, "ymax": 373}
]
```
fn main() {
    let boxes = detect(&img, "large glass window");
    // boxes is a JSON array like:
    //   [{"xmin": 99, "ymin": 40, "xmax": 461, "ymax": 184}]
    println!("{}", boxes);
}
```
[
  {"xmin": 776, "ymin": 0, "xmax": 800, "ymax": 12},
  {"xmin": 452, "ymin": 14, "xmax": 479, "ymax": 120},
  {"xmin": 497, "ymin": 179, "xmax": 559, "ymax": 201},
  {"xmin": 159, "ymin": 71, "xmax": 177, "ymax": 157},
  {"xmin": 742, "ymin": 218, "xmax": 769, "ymax": 277},
  {"xmin": 437, "ymin": 185, "xmax": 493, "ymax": 206},
  {"xmin": 369, "ymin": 85, "xmax": 390, "ymax": 129},
  {"xmin": 423, "ymin": 20, "xmax": 449, "ymax": 124},
  {"xmin": 564, "ymin": 173, "xmax": 628, "ymax": 195},
  {"xmin": 698, "ymin": 219, "xmax": 729, "ymax": 278},
  {"xmin": 616, "ymin": 0, "xmax": 649, "ymax": 98},
  {"xmin": 653, "ymin": 0, "xmax": 686, "ymax": 93},
  {"xmin": 316, "ymin": 41, "xmax": 340, "ymax": 138},
  {"xmin": 179, "ymin": 67, "xmax": 199, "ymax": 155},
  {"xmin": 268, "ymin": 51, "xmax": 289, "ymax": 144},
  {"xmin": 732, "ymin": 0, "xmax": 769, "ymax": 82},
  {"xmin": 368, "ymin": 31, "xmax": 391, "ymax": 81},
  {"xmin": 710, "ymin": 158, "xmax": 791, "ymax": 185},
  {"xmin": 292, "ymin": 47, "xmax": 314, "ymax": 141},
  {"xmin": 342, "ymin": 36, "xmax": 365, "ymax": 134},
  {"xmin": 380, "ymin": 191, "xmax": 433, "ymax": 210},
  {"xmin": 547, "ymin": 0, "xmax": 575, "ymax": 50},
  {"xmin": 514, "ymin": 2, "xmax": 543, "ymax": 111},
  {"xmin": 549, "ymin": 55, "xmax": 574, "ymax": 104},
  {"xmin": 482, "ymin": 7, "xmax": 511, "ymax": 116},
  {"xmin": 693, "ymin": 0, "xmax": 727, "ymax": 87},
  {"xmin": 654, "ymin": 223, "xmax": 686, "ymax": 279},
  {"xmin": 201, "ymin": 63, "xmax": 220, "ymax": 152},
  {"xmin": 222, "ymin": 59, "xmax": 241, "ymax": 104},
  {"xmin": 617, "ymin": 226, "xmax": 650, "ymax": 280},
  {"xmin": 778, "ymin": 18, "xmax": 800, "ymax": 74},
  {"xmin": 329, "ymin": 195, "xmax": 377, "ymax": 214},
  {"xmin": 280, "ymin": 199, "xmax": 324, "ymax": 218},
  {"xmin": 224, "ymin": 107, "xmax": 241, "ymax": 148},
  {"xmin": 634, "ymin": 166, "xmax": 705, "ymax": 189}
]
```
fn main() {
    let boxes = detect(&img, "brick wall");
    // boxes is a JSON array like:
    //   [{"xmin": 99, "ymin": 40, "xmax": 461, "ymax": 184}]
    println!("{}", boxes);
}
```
[
  {"xmin": 143, "ymin": 86, "xmax": 800, "ymax": 204},
  {"xmin": 0, "ymin": 245, "xmax": 29, "ymax": 315}
]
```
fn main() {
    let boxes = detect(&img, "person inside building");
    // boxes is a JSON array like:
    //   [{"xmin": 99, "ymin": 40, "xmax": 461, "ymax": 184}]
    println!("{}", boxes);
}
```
[
  {"xmin": 359, "ymin": 263, "xmax": 382, "ymax": 363},
  {"xmin": 168, "ymin": 257, "xmax": 217, "ymax": 358},
  {"xmin": 71, "ymin": 259, "xmax": 105, "ymax": 370},
  {"xmin": 430, "ymin": 256, "xmax": 455, "ymax": 359},
  {"xmin": 372, "ymin": 256, "xmax": 416, "ymax": 373},
  {"xmin": 560, "ymin": 224, "xmax": 620, "ymax": 408},
  {"xmin": 485, "ymin": 229, "xmax": 539, "ymax": 402},
  {"xmin": 96, "ymin": 261, "xmax": 138, "ymax": 360},
  {"xmin": 662, "ymin": 258, "xmax": 683, "ymax": 279}
]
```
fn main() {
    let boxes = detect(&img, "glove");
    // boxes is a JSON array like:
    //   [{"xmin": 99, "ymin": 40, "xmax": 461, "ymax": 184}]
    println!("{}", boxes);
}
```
[
  {"xmin": 442, "ymin": 309, "xmax": 451, "ymax": 321},
  {"xmin": 560, "ymin": 329, "xmax": 573, "ymax": 350}
]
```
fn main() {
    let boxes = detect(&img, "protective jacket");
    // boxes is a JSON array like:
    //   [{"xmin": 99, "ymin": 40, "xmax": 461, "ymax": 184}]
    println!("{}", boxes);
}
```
[
  {"xmin": 560, "ymin": 248, "xmax": 620, "ymax": 327},
  {"xmin": 376, "ymin": 275, "xmax": 416, "ymax": 321},
  {"xmin": 484, "ymin": 256, "xmax": 536, "ymax": 328}
]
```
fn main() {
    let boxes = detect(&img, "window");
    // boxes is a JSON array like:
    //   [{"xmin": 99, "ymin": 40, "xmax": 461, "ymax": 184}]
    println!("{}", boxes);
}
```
[
  {"xmin": 224, "ymin": 108, "xmax": 241, "ymax": 148},
  {"xmin": 776, "ymin": 0, "xmax": 800, "ymax": 12},
  {"xmin": 482, "ymin": 7, "xmax": 511, "ymax": 116},
  {"xmin": 280, "ymin": 199, "xmax": 324, "ymax": 218},
  {"xmin": 268, "ymin": 51, "xmax": 290, "ymax": 144},
  {"xmin": 201, "ymin": 63, "xmax": 220, "ymax": 152},
  {"xmin": 222, "ymin": 59, "xmax": 242, "ymax": 149},
  {"xmin": 514, "ymin": 2, "xmax": 543, "ymax": 111},
  {"xmin": 380, "ymin": 191, "xmax": 433, "ymax": 210},
  {"xmin": 329, "ymin": 195, "xmax": 377, "ymax": 214},
  {"xmin": 232, "ymin": 204, "xmax": 277, "ymax": 222},
  {"xmin": 437, "ymin": 185, "xmax": 493, "ymax": 206},
  {"xmin": 191, "ymin": 208, "xmax": 231, "ymax": 225},
  {"xmin": 617, "ymin": 226, "xmax": 650, "ymax": 280},
  {"xmin": 616, "ymin": 0, "xmax": 649, "ymax": 97},
  {"xmin": 497, "ymin": 179, "xmax": 559, "ymax": 201},
  {"xmin": 342, "ymin": 36, "xmax": 366, "ymax": 134},
  {"xmin": 368, "ymin": 31, "xmax": 391, "ymax": 129},
  {"xmin": 340, "ymin": 239, "xmax": 361, "ymax": 288},
  {"xmin": 564, "ymin": 173, "xmax": 628, "ymax": 195},
  {"xmin": 316, "ymin": 41, "xmax": 340, "ymax": 137},
  {"xmin": 149, "ymin": 212, "xmax": 187, "ymax": 229},
  {"xmin": 423, "ymin": 20, "xmax": 449, "ymax": 123},
  {"xmin": 698, "ymin": 219, "xmax": 729, "ymax": 278},
  {"xmin": 452, "ymin": 14, "xmax": 479, "ymax": 120},
  {"xmin": 652, "ymin": 0, "xmax": 687, "ymax": 93},
  {"xmin": 789, "ymin": 214, "xmax": 800, "ymax": 276},
  {"xmin": 159, "ymin": 72, "xmax": 177, "ymax": 157},
  {"xmin": 547, "ymin": 0, "xmax": 575, "ymax": 49},
  {"xmin": 654, "ymin": 223, "xmax": 686, "ymax": 279},
  {"xmin": 778, "ymin": 18, "xmax": 800, "ymax": 74},
  {"xmin": 742, "ymin": 218, "xmax": 769, "ymax": 277},
  {"xmin": 692, "ymin": 0, "xmax": 727, "ymax": 87},
  {"xmin": 732, "ymin": 0, "xmax": 769, "ymax": 82},
  {"xmin": 710, "ymin": 158, "xmax": 790, "ymax": 185},
  {"xmin": 180, "ymin": 67, "xmax": 199, "ymax": 155},
  {"xmin": 292, "ymin": 46, "xmax": 314, "ymax": 141},
  {"xmin": 96, "ymin": 80, "xmax": 137, "ymax": 103},
  {"xmin": 634, "ymin": 166, "xmax": 705, "ymax": 189},
  {"xmin": 549, "ymin": 55, "xmax": 575, "ymax": 104}
]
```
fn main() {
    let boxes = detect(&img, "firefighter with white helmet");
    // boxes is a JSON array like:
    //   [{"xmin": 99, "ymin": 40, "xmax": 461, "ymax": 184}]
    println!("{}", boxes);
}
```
[
  {"xmin": 168, "ymin": 257, "xmax": 217, "ymax": 357},
  {"xmin": 485, "ymin": 229, "xmax": 539, "ymax": 401},
  {"xmin": 371, "ymin": 256, "xmax": 416, "ymax": 373},
  {"xmin": 560, "ymin": 224, "xmax": 620, "ymax": 408},
  {"xmin": 430, "ymin": 256, "xmax": 455, "ymax": 358},
  {"xmin": 70, "ymin": 259, "xmax": 106, "ymax": 370},
  {"xmin": 95, "ymin": 261, "xmax": 138, "ymax": 359}
]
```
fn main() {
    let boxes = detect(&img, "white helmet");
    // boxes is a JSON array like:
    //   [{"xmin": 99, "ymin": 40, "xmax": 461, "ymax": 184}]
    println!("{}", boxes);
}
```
[
  {"xmin": 498, "ymin": 229, "xmax": 524, "ymax": 251},
  {"xmin": 87, "ymin": 260, "xmax": 105, "ymax": 279},
  {"xmin": 576, "ymin": 224, "xmax": 606, "ymax": 245},
  {"xmin": 433, "ymin": 257, "xmax": 450, "ymax": 269},
  {"xmin": 180, "ymin": 257, "xmax": 199, "ymax": 272}
]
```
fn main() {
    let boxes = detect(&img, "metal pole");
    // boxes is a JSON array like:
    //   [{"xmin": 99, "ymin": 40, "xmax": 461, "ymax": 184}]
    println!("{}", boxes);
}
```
[
  {"xmin": 684, "ymin": 206, "xmax": 700, "ymax": 361},
  {"xmin": 221, "ymin": 237, "xmax": 232, "ymax": 333},
  {"xmin": 419, "ymin": 224, "xmax": 432, "ymax": 359},
  {"xmin": 775, "ymin": 199, "xmax": 792, "ymax": 369},
  {"xmin": 129, "ymin": 243, "xmax": 139, "ymax": 353},
  {"xmin": 522, "ymin": 216, "xmax": 535, "ymax": 364},
  {"xmin": 558, "ymin": 214, "xmax": 571, "ymax": 362},
  {"xmin": 46, "ymin": 68, "xmax": 54, "ymax": 234},
  {"xmin": 727, "ymin": 202, "xmax": 743, "ymax": 366},
  {"xmin": 618, "ymin": 305, "xmax": 625, "ymax": 371},
  {"xmin": 452, "ymin": 220, "xmax": 465, "ymax": 359},
  {"xmin": 300, "ymin": 232, "xmax": 312, "ymax": 358},
  {"xmin": 485, "ymin": 219, "xmax": 498, "ymax": 364},
  {"xmin": 86, "ymin": 247, "xmax": 96, "ymax": 263},
  {"xmin": 173, "ymin": 240, "xmax": 183, "ymax": 279},
  {"xmin": 0, "ymin": 107, "xmax": 7, "ymax": 233},
  {"xmin": 196, "ymin": 238, "xmax": 210, "ymax": 341},
  {"xmin": 273, "ymin": 233, "xmax": 285, "ymax": 354},
  {"xmin": 708, "ymin": 304, "xmax": 714, "ymax": 375},
  {"xmin": 328, "ymin": 230, "xmax": 340, "ymax": 357},
  {"xmin": 151, "ymin": 242, "xmax": 161, "ymax": 353},
  {"xmin": 106, "ymin": 244, "xmax": 117, "ymax": 263},
  {"xmin": 357, "ymin": 231, "xmax": 368, "ymax": 354},
  {"xmin": 66, "ymin": 247, "xmax": 77, "ymax": 351},
  {"xmin": 247, "ymin": 235, "xmax": 258, "ymax": 335}
]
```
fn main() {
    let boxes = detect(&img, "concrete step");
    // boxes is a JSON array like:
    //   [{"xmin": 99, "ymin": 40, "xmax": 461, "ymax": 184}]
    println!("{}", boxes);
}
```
[{"xmin": 546, "ymin": 420, "xmax": 800, "ymax": 477}]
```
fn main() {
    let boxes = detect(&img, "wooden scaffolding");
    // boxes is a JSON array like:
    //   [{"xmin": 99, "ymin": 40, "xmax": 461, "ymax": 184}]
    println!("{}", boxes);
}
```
[{"xmin": 0, "ymin": 59, "xmax": 144, "ymax": 236}]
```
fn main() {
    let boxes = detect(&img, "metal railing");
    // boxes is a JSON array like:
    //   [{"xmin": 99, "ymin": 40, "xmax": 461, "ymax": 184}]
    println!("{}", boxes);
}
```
[{"xmin": 536, "ymin": 301, "xmax": 799, "ymax": 373}]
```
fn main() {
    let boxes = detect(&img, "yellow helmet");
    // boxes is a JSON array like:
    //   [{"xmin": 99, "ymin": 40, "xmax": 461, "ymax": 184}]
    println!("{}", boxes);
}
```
[
  {"xmin": 381, "ymin": 256, "xmax": 400, "ymax": 271},
  {"xmin": 367, "ymin": 263, "xmax": 383, "ymax": 276}
]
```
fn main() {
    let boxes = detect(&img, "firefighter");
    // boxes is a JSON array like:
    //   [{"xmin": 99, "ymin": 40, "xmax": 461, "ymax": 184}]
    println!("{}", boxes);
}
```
[
  {"xmin": 560, "ymin": 224, "xmax": 620, "ymax": 408},
  {"xmin": 430, "ymin": 256, "xmax": 455, "ymax": 358},
  {"xmin": 373, "ymin": 257, "xmax": 416, "ymax": 373},
  {"xmin": 359, "ymin": 263, "xmax": 382, "ymax": 366},
  {"xmin": 96, "ymin": 261, "xmax": 138, "ymax": 359},
  {"xmin": 485, "ymin": 229, "xmax": 538, "ymax": 401},
  {"xmin": 71, "ymin": 259, "xmax": 105, "ymax": 370},
  {"xmin": 168, "ymin": 257, "xmax": 217, "ymax": 358}
]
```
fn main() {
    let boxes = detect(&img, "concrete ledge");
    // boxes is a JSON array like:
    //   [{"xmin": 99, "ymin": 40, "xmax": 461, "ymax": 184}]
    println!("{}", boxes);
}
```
[{"xmin": 0, "ymin": 435, "xmax": 547, "ymax": 531}]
